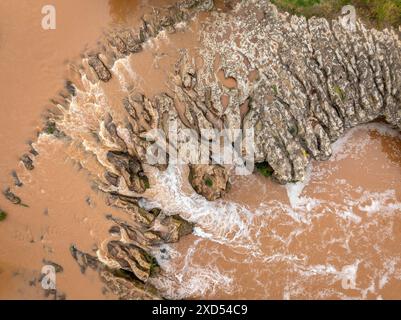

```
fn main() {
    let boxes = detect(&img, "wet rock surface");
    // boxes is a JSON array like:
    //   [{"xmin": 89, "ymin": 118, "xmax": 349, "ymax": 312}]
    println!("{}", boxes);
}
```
[
  {"xmin": 13, "ymin": 0, "xmax": 399, "ymax": 299},
  {"xmin": 88, "ymin": 55, "xmax": 112, "ymax": 82},
  {"xmin": 106, "ymin": 151, "xmax": 149, "ymax": 193},
  {"xmin": 0, "ymin": 209, "xmax": 7, "ymax": 221},
  {"xmin": 3, "ymin": 188, "xmax": 27, "ymax": 207},
  {"xmin": 69, "ymin": 194, "xmax": 193, "ymax": 299},
  {"xmin": 20, "ymin": 154, "xmax": 34, "ymax": 171},
  {"xmin": 189, "ymin": 164, "xmax": 230, "ymax": 201},
  {"xmin": 86, "ymin": 0, "xmax": 214, "ymax": 82},
  {"xmin": 195, "ymin": 0, "xmax": 401, "ymax": 183},
  {"xmin": 70, "ymin": 245, "xmax": 161, "ymax": 299}
]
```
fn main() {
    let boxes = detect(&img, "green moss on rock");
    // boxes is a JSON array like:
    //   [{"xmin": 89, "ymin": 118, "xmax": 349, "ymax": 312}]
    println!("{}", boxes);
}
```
[
  {"xmin": 271, "ymin": 0, "xmax": 401, "ymax": 29},
  {"xmin": 256, "ymin": 162, "xmax": 274, "ymax": 177},
  {"xmin": 0, "ymin": 210, "xmax": 7, "ymax": 221},
  {"xmin": 141, "ymin": 176, "xmax": 150, "ymax": 189},
  {"xmin": 204, "ymin": 177, "xmax": 213, "ymax": 187}
]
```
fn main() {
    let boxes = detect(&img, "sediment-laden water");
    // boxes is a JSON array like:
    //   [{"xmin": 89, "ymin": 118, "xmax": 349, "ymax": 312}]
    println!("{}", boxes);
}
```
[
  {"xmin": 145, "ymin": 123, "xmax": 401, "ymax": 299},
  {"xmin": 0, "ymin": 0, "xmax": 400, "ymax": 300}
]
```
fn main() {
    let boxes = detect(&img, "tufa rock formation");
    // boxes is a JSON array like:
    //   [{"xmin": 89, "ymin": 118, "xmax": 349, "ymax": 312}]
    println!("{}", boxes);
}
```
[{"xmin": 6, "ymin": 0, "xmax": 400, "ymax": 299}]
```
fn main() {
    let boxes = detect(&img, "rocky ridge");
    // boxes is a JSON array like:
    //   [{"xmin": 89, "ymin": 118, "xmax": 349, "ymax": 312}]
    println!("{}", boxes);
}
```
[{"xmin": 4, "ymin": 0, "xmax": 401, "ymax": 299}]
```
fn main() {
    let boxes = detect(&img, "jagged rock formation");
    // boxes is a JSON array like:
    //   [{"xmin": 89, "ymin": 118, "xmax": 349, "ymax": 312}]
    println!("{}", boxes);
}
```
[
  {"xmin": 3, "ymin": 0, "xmax": 211, "ymax": 300},
  {"xmin": 85, "ymin": 0, "xmax": 214, "ymax": 83},
  {"xmin": 6, "ymin": 0, "xmax": 400, "ymax": 299},
  {"xmin": 194, "ymin": 0, "xmax": 401, "ymax": 184},
  {"xmin": 71, "ymin": 193, "xmax": 193, "ymax": 299},
  {"xmin": 70, "ymin": 245, "xmax": 161, "ymax": 299},
  {"xmin": 189, "ymin": 164, "xmax": 230, "ymax": 201},
  {"xmin": 55, "ymin": 0, "xmax": 210, "ymax": 299},
  {"xmin": 84, "ymin": 0, "xmax": 400, "ymax": 296}
]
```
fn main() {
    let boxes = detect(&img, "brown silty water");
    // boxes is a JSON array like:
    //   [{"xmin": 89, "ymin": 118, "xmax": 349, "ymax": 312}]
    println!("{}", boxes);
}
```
[{"xmin": 0, "ymin": 0, "xmax": 400, "ymax": 299}]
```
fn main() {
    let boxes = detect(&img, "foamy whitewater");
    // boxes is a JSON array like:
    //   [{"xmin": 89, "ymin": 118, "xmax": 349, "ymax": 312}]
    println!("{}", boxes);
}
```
[
  {"xmin": 37, "ymin": 25, "xmax": 401, "ymax": 299},
  {"xmin": 140, "ymin": 124, "xmax": 401, "ymax": 299}
]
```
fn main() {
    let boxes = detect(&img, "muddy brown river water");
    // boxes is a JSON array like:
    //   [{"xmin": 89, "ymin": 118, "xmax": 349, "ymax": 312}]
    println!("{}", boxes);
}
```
[{"xmin": 0, "ymin": 0, "xmax": 400, "ymax": 300}]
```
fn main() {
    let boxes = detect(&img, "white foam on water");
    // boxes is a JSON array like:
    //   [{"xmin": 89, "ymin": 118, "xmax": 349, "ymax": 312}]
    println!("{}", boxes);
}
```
[
  {"xmin": 117, "ymin": 119, "xmax": 401, "ymax": 298},
  {"xmin": 330, "ymin": 123, "xmax": 401, "ymax": 161},
  {"xmin": 379, "ymin": 274, "xmax": 389, "ymax": 290},
  {"xmin": 331, "ymin": 128, "xmax": 368, "ymax": 161},
  {"xmin": 150, "ymin": 239, "xmax": 234, "ymax": 299},
  {"xmin": 338, "ymin": 210, "xmax": 362, "ymax": 224},
  {"xmin": 359, "ymin": 199, "xmax": 382, "ymax": 215},
  {"xmin": 111, "ymin": 56, "xmax": 138, "ymax": 92},
  {"xmin": 285, "ymin": 163, "xmax": 313, "ymax": 209},
  {"xmin": 357, "ymin": 189, "xmax": 401, "ymax": 216},
  {"xmin": 57, "ymin": 70, "xmax": 144, "ymax": 178},
  {"xmin": 378, "ymin": 259, "xmax": 398, "ymax": 290},
  {"xmin": 139, "ymin": 131, "xmax": 401, "ymax": 297},
  {"xmin": 363, "ymin": 122, "xmax": 401, "ymax": 138},
  {"xmin": 140, "ymin": 164, "xmax": 263, "ymax": 251},
  {"xmin": 48, "ymin": 47, "xmax": 401, "ymax": 300},
  {"xmin": 297, "ymin": 263, "xmax": 339, "ymax": 277}
]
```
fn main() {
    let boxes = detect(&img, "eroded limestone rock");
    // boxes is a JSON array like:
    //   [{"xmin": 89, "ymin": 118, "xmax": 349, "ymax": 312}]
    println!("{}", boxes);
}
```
[
  {"xmin": 69, "ymin": 195, "xmax": 193, "ymax": 298},
  {"xmin": 88, "ymin": 55, "xmax": 112, "ymax": 82},
  {"xmin": 36, "ymin": 0, "xmax": 400, "ymax": 300},
  {"xmin": 106, "ymin": 151, "xmax": 149, "ymax": 193},
  {"xmin": 70, "ymin": 245, "xmax": 161, "ymax": 299},
  {"xmin": 3, "ymin": 188, "xmax": 27, "ymax": 207},
  {"xmin": 87, "ymin": 0, "xmax": 214, "ymax": 82},
  {"xmin": 189, "ymin": 164, "xmax": 230, "ymax": 201},
  {"xmin": 195, "ymin": 0, "xmax": 401, "ymax": 183},
  {"xmin": 20, "ymin": 154, "xmax": 34, "ymax": 171}
]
